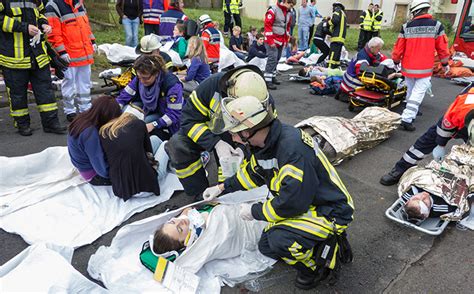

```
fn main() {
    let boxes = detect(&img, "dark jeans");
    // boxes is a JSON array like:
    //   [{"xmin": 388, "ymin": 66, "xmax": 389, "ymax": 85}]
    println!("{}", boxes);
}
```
[
  {"xmin": 144, "ymin": 23, "xmax": 159, "ymax": 35},
  {"xmin": 313, "ymin": 38, "xmax": 330, "ymax": 64}
]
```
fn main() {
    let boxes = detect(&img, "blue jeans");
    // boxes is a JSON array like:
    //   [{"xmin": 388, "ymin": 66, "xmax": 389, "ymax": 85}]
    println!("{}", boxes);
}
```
[
  {"xmin": 234, "ymin": 51, "xmax": 247, "ymax": 61},
  {"xmin": 298, "ymin": 26, "xmax": 310, "ymax": 51},
  {"xmin": 122, "ymin": 17, "xmax": 139, "ymax": 47},
  {"xmin": 150, "ymin": 136, "xmax": 169, "ymax": 181}
]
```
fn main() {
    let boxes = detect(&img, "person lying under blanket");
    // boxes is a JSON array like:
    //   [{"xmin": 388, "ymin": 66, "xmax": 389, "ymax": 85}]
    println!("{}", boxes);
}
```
[
  {"xmin": 298, "ymin": 66, "xmax": 343, "ymax": 82},
  {"xmin": 141, "ymin": 204, "xmax": 268, "ymax": 274}
]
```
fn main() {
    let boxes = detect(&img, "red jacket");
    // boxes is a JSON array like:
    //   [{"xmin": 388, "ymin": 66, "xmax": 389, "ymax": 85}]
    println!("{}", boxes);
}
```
[
  {"xmin": 392, "ymin": 14, "xmax": 450, "ymax": 78},
  {"xmin": 264, "ymin": 3, "xmax": 291, "ymax": 47},
  {"xmin": 46, "ymin": 0, "xmax": 95, "ymax": 67},
  {"xmin": 199, "ymin": 23, "xmax": 220, "ymax": 62}
]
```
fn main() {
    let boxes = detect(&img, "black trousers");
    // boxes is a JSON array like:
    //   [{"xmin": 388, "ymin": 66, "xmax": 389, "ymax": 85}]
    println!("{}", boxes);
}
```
[
  {"xmin": 144, "ymin": 23, "xmax": 160, "ymax": 35},
  {"xmin": 313, "ymin": 38, "xmax": 330, "ymax": 64},
  {"xmin": 3, "ymin": 65, "xmax": 58, "ymax": 127},
  {"xmin": 308, "ymin": 25, "xmax": 315, "ymax": 47},
  {"xmin": 328, "ymin": 42, "xmax": 343, "ymax": 69},
  {"xmin": 224, "ymin": 11, "xmax": 241, "ymax": 33},
  {"xmin": 357, "ymin": 29, "xmax": 372, "ymax": 51}
]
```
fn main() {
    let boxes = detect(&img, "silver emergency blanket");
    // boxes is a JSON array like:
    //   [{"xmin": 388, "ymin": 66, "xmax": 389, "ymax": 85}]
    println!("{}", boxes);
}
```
[
  {"xmin": 398, "ymin": 144, "xmax": 474, "ymax": 221},
  {"xmin": 295, "ymin": 107, "xmax": 401, "ymax": 165}
]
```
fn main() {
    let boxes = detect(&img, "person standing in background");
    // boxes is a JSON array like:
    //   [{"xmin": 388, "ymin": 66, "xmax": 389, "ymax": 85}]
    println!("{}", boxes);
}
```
[
  {"xmin": 298, "ymin": 0, "xmax": 315, "ymax": 51},
  {"xmin": 371, "ymin": 4, "xmax": 383, "ymax": 37},
  {"xmin": 357, "ymin": 3, "xmax": 373, "ymax": 51},
  {"xmin": 223, "ymin": 0, "xmax": 242, "ymax": 36},
  {"xmin": 288, "ymin": 5, "xmax": 296, "ymax": 36},
  {"xmin": 308, "ymin": 0, "xmax": 322, "ymax": 48},
  {"xmin": 143, "ymin": 0, "xmax": 167, "ymax": 35},
  {"xmin": 116, "ymin": 0, "xmax": 143, "ymax": 47},
  {"xmin": 159, "ymin": 0, "xmax": 187, "ymax": 38},
  {"xmin": 328, "ymin": 1, "xmax": 347, "ymax": 69}
]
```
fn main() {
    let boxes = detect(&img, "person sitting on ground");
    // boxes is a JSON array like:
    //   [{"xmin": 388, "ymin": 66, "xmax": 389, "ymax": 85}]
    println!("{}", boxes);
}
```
[
  {"xmin": 285, "ymin": 36, "xmax": 299, "ymax": 59},
  {"xmin": 99, "ymin": 105, "xmax": 167, "ymax": 200},
  {"xmin": 247, "ymin": 33, "xmax": 266, "ymax": 62},
  {"xmin": 298, "ymin": 65, "xmax": 343, "ymax": 81},
  {"xmin": 246, "ymin": 26, "xmax": 257, "ymax": 50},
  {"xmin": 179, "ymin": 36, "xmax": 211, "ymax": 93},
  {"xmin": 402, "ymin": 190, "xmax": 458, "ymax": 224},
  {"xmin": 67, "ymin": 95, "xmax": 122, "ymax": 185},
  {"xmin": 171, "ymin": 23, "xmax": 188, "ymax": 60},
  {"xmin": 117, "ymin": 55, "xmax": 184, "ymax": 141},
  {"xmin": 229, "ymin": 26, "xmax": 247, "ymax": 61}
]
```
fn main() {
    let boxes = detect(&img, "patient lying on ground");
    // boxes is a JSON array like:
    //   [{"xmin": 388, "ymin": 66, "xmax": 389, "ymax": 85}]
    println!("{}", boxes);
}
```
[{"xmin": 402, "ymin": 190, "xmax": 457, "ymax": 224}]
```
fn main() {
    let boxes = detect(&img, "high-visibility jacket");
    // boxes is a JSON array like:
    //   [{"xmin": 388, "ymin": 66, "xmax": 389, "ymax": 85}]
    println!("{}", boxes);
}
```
[
  {"xmin": 222, "ymin": 0, "xmax": 240, "ymax": 14},
  {"xmin": 372, "ymin": 10, "xmax": 383, "ymax": 31},
  {"xmin": 392, "ymin": 14, "xmax": 450, "ymax": 78},
  {"xmin": 329, "ymin": 7, "xmax": 347, "ymax": 44},
  {"xmin": 199, "ymin": 23, "xmax": 220, "ymax": 62},
  {"xmin": 223, "ymin": 120, "xmax": 354, "ymax": 240},
  {"xmin": 359, "ymin": 9, "xmax": 372, "ymax": 31},
  {"xmin": 159, "ymin": 6, "xmax": 187, "ymax": 37},
  {"xmin": 45, "ymin": 0, "xmax": 95, "ymax": 67},
  {"xmin": 143, "ymin": 0, "xmax": 167, "ymax": 25},
  {"xmin": 436, "ymin": 86, "xmax": 474, "ymax": 146},
  {"xmin": 264, "ymin": 3, "xmax": 291, "ymax": 47},
  {"xmin": 0, "ymin": 0, "xmax": 50, "ymax": 69}
]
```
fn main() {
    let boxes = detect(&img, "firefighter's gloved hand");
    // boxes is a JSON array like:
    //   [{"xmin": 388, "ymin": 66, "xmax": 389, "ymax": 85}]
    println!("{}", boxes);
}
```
[
  {"xmin": 61, "ymin": 53, "xmax": 71, "ymax": 64},
  {"xmin": 443, "ymin": 65, "xmax": 451, "ymax": 75},
  {"xmin": 215, "ymin": 140, "xmax": 237, "ymax": 160},
  {"xmin": 29, "ymin": 31, "xmax": 41, "ymax": 47},
  {"xmin": 239, "ymin": 203, "xmax": 254, "ymax": 221},
  {"xmin": 202, "ymin": 185, "xmax": 223, "ymax": 201},
  {"xmin": 432, "ymin": 145, "xmax": 446, "ymax": 162}
]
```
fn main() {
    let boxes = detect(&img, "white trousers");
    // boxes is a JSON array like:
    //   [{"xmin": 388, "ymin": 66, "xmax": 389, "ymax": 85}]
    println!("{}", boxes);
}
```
[
  {"xmin": 61, "ymin": 64, "xmax": 92, "ymax": 115},
  {"xmin": 401, "ymin": 76, "xmax": 431, "ymax": 123}
]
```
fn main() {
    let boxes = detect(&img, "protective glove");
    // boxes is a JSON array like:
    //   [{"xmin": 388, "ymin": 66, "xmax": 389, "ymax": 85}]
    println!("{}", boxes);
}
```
[
  {"xmin": 29, "ymin": 31, "xmax": 41, "ymax": 47},
  {"xmin": 215, "ymin": 140, "xmax": 238, "ymax": 160},
  {"xmin": 61, "ymin": 53, "xmax": 71, "ymax": 64},
  {"xmin": 92, "ymin": 43, "xmax": 98, "ymax": 53},
  {"xmin": 239, "ymin": 203, "xmax": 254, "ymax": 221},
  {"xmin": 432, "ymin": 145, "xmax": 446, "ymax": 162},
  {"xmin": 202, "ymin": 185, "xmax": 223, "ymax": 201},
  {"xmin": 443, "ymin": 65, "xmax": 450, "ymax": 75}
]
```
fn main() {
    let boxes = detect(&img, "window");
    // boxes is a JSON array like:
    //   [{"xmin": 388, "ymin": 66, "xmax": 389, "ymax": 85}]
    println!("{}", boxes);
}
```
[{"xmin": 460, "ymin": 1, "xmax": 474, "ymax": 40}]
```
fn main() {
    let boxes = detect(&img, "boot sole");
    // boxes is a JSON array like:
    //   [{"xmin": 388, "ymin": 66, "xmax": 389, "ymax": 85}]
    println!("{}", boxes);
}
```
[{"xmin": 43, "ymin": 128, "xmax": 67, "ymax": 134}]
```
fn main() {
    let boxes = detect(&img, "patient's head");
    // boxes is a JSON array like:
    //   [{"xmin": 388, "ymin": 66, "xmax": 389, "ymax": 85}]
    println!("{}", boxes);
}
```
[
  {"xmin": 152, "ymin": 216, "xmax": 190, "ymax": 254},
  {"xmin": 404, "ymin": 191, "xmax": 432, "ymax": 221},
  {"xmin": 298, "ymin": 66, "xmax": 313, "ymax": 77}
]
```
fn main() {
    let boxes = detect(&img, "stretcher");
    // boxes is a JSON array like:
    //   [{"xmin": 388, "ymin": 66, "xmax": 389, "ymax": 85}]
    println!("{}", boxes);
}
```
[{"xmin": 345, "ymin": 64, "xmax": 407, "ymax": 112}]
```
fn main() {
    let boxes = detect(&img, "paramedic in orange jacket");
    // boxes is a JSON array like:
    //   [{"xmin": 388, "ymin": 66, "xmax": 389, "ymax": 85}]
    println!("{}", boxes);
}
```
[
  {"xmin": 391, "ymin": 0, "xmax": 450, "ymax": 132},
  {"xmin": 46, "ymin": 0, "xmax": 96, "ymax": 122}
]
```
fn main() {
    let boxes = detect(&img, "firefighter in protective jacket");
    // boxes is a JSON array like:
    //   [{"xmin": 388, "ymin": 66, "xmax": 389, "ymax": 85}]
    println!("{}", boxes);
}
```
[
  {"xmin": 0, "ymin": 0, "xmax": 66, "ymax": 136},
  {"xmin": 202, "ymin": 95, "xmax": 354, "ymax": 290},
  {"xmin": 328, "ymin": 1, "xmax": 347, "ymax": 69}
]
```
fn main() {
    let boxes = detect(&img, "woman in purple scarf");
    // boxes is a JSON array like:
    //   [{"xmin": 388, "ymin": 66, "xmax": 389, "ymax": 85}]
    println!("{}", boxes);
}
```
[{"xmin": 116, "ymin": 55, "xmax": 184, "ymax": 140}]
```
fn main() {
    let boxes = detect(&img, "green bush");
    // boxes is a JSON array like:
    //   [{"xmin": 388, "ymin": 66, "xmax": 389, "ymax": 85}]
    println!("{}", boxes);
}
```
[{"xmin": 436, "ymin": 15, "xmax": 454, "ymax": 36}]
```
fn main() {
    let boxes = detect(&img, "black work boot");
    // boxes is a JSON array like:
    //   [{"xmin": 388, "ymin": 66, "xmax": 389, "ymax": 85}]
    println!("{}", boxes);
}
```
[
  {"xmin": 18, "ymin": 125, "xmax": 33, "ymax": 136},
  {"xmin": 266, "ymin": 82, "xmax": 277, "ymax": 90},
  {"xmin": 380, "ymin": 167, "xmax": 404, "ymax": 186},
  {"xmin": 400, "ymin": 121, "xmax": 416, "ymax": 132},
  {"xmin": 295, "ymin": 267, "xmax": 329, "ymax": 290},
  {"xmin": 41, "ymin": 110, "xmax": 67, "ymax": 134},
  {"xmin": 14, "ymin": 115, "xmax": 33, "ymax": 136},
  {"xmin": 272, "ymin": 77, "xmax": 281, "ymax": 85}
]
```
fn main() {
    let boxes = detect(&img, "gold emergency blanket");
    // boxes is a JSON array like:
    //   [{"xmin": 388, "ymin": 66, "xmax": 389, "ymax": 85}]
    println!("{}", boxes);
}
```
[
  {"xmin": 398, "ymin": 144, "xmax": 474, "ymax": 221},
  {"xmin": 295, "ymin": 107, "xmax": 401, "ymax": 165}
]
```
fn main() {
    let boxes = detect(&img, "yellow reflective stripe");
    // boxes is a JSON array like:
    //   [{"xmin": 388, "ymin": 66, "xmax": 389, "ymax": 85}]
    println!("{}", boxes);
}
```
[
  {"xmin": 36, "ymin": 53, "xmax": 49, "ymax": 68},
  {"xmin": 37, "ymin": 103, "xmax": 58, "ymax": 112},
  {"xmin": 175, "ymin": 158, "xmax": 203, "ymax": 179},
  {"xmin": 279, "ymin": 164, "xmax": 303, "ymax": 182},
  {"xmin": 10, "ymin": 108, "xmax": 29, "ymax": 117},
  {"xmin": 217, "ymin": 166, "xmax": 226, "ymax": 182},
  {"xmin": 187, "ymin": 123, "xmax": 208, "ymax": 143},
  {"xmin": 276, "ymin": 219, "xmax": 330, "ymax": 239},
  {"xmin": 281, "ymin": 257, "xmax": 298, "ymax": 265},
  {"xmin": 189, "ymin": 91, "xmax": 209, "ymax": 117},
  {"xmin": 209, "ymin": 97, "xmax": 219, "ymax": 112},
  {"xmin": 2, "ymin": 16, "xmax": 14, "ymax": 32},
  {"xmin": 236, "ymin": 162, "xmax": 257, "ymax": 190},
  {"xmin": 250, "ymin": 155, "xmax": 258, "ymax": 173},
  {"xmin": 165, "ymin": 61, "xmax": 173, "ymax": 68},
  {"xmin": 262, "ymin": 199, "xmax": 284, "ymax": 222},
  {"xmin": 328, "ymin": 243, "xmax": 339, "ymax": 269},
  {"xmin": 288, "ymin": 241, "xmax": 316, "ymax": 270}
]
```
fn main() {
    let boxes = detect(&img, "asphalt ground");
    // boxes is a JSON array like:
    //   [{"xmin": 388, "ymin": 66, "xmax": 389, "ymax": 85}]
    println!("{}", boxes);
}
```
[{"xmin": 0, "ymin": 72, "xmax": 473, "ymax": 293}]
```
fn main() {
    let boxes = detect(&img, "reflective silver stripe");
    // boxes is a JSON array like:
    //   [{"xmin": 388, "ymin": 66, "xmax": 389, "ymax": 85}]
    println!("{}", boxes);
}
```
[
  {"xmin": 274, "ymin": 40, "xmax": 283, "ymax": 45},
  {"xmin": 405, "ymin": 105, "xmax": 419, "ymax": 112},
  {"xmin": 403, "ymin": 153, "xmax": 418, "ymax": 164},
  {"xmin": 11, "ymin": 2, "xmax": 37, "ymax": 9},
  {"xmin": 46, "ymin": 1, "xmax": 61, "ymax": 15},
  {"xmin": 436, "ymin": 126, "xmax": 454, "ymax": 137},
  {"xmin": 124, "ymin": 85, "xmax": 136, "ymax": 96},
  {"xmin": 162, "ymin": 114, "xmax": 173, "ymax": 126},
  {"xmin": 77, "ymin": 93, "xmax": 90, "ymax": 98},
  {"xmin": 54, "ymin": 45, "xmax": 65, "ymax": 52},
  {"xmin": 60, "ymin": 11, "xmax": 86, "ymax": 22},
  {"xmin": 257, "ymin": 158, "xmax": 279, "ymax": 169},
  {"xmin": 401, "ymin": 67, "xmax": 433, "ymax": 75},
  {"xmin": 408, "ymin": 146, "xmax": 425, "ymax": 159},
  {"xmin": 404, "ymin": 25, "xmax": 437, "ymax": 38},
  {"xmin": 69, "ymin": 54, "xmax": 93, "ymax": 62},
  {"xmin": 343, "ymin": 73, "xmax": 363, "ymax": 88},
  {"xmin": 160, "ymin": 17, "xmax": 178, "ymax": 23},
  {"xmin": 405, "ymin": 33, "xmax": 437, "ymax": 38},
  {"xmin": 44, "ymin": 12, "xmax": 58, "ymax": 18},
  {"xmin": 168, "ymin": 103, "xmax": 182, "ymax": 110}
]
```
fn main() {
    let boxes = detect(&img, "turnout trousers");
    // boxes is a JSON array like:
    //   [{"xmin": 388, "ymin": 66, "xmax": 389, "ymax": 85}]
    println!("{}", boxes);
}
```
[
  {"xmin": 3, "ymin": 65, "xmax": 60, "ymax": 128},
  {"xmin": 357, "ymin": 29, "xmax": 372, "ymax": 51},
  {"xmin": 224, "ymin": 11, "xmax": 241, "ymax": 33},
  {"xmin": 61, "ymin": 64, "xmax": 92, "ymax": 115},
  {"xmin": 402, "ymin": 77, "xmax": 431, "ymax": 124},
  {"xmin": 328, "ymin": 41, "xmax": 343, "ymax": 69},
  {"xmin": 264, "ymin": 44, "xmax": 283, "ymax": 83}
]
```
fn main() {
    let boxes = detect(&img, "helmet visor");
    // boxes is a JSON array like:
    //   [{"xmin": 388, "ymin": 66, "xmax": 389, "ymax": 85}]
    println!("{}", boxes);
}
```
[{"xmin": 220, "ymin": 97, "xmax": 267, "ymax": 133}]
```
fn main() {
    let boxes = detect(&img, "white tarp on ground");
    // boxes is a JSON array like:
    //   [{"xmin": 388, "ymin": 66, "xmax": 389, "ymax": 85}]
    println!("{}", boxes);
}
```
[
  {"xmin": 98, "ymin": 43, "xmax": 183, "ymax": 67},
  {"xmin": 0, "ymin": 147, "xmax": 183, "ymax": 248},
  {"xmin": 88, "ymin": 187, "xmax": 276, "ymax": 293},
  {"xmin": 248, "ymin": 57, "xmax": 293, "ymax": 73},
  {"xmin": 0, "ymin": 243, "xmax": 107, "ymax": 293}
]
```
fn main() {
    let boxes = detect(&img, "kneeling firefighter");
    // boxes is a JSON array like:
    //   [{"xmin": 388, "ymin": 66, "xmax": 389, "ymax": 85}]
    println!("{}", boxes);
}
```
[
  {"xmin": 166, "ymin": 65, "xmax": 276, "ymax": 198},
  {"xmin": 202, "ymin": 95, "xmax": 354, "ymax": 289}
]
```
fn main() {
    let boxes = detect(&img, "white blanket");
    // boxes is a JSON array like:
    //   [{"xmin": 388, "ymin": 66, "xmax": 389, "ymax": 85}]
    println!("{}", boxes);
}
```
[
  {"xmin": 0, "ymin": 243, "xmax": 106, "ymax": 293},
  {"xmin": 247, "ymin": 57, "xmax": 293, "ymax": 72},
  {"xmin": 88, "ymin": 187, "xmax": 276, "ymax": 293},
  {"xmin": 0, "ymin": 147, "xmax": 183, "ymax": 247},
  {"xmin": 98, "ymin": 43, "xmax": 183, "ymax": 67}
]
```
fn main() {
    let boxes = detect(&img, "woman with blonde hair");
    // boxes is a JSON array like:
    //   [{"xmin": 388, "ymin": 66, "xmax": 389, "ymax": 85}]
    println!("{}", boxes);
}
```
[
  {"xmin": 99, "ymin": 105, "xmax": 168, "ymax": 200},
  {"xmin": 179, "ymin": 36, "xmax": 211, "ymax": 92}
]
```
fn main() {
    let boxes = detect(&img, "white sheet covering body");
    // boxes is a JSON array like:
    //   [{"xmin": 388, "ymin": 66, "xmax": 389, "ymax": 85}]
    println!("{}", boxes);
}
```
[
  {"xmin": 88, "ymin": 188, "xmax": 276, "ymax": 293},
  {"xmin": 0, "ymin": 243, "xmax": 107, "ymax": 293},
  {"xmin": 0, "ymin": 147, "xmax": 183, "ymax": 247},
  {"xmin": 98, "ymin": 43, "xmax": 183, "ymax": 67}
]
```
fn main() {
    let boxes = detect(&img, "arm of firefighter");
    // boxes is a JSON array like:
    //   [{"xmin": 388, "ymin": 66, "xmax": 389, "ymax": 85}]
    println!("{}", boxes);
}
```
[
  {"xmin": 180, "ymin": 90, "xmax": 221, "ymax": 151},
  {"xmin": 252, "ymin": 155, "xmax": 315, "ymax": 222},
  {"xmin": 391, "ymin": 26, "xmax": 406, "ymax": 63},
  {"xmin": 435, "ymin": 111, "xmax": 458, "ymax": 147},
  {"xmin": 435, "ymin": 23, "xmax": 450, "ymax": 66},
  {"xmin": 264, "ymin": 8, "xmax": 275, "ymax": 46},
  {"xmin": 359, "ymin": 11, "xmax": 365, "ymax": 25},
  {"xmin": 330, "ymin": 11, "xmax": 341, "ymax": 30},
  {"xmin": 45, "ymin": 6, "xmax": 66, "ymax": 55},
  {"xmin": 116, "ymin": 77, "xmax": 138, "ymax": 107},
  {"xmin": 0, "ymin": 2, "xmax": 28, "ymax": 33},
  {"xmin": 37, "ymin": 1, "xmax": 48, "ymax": 27},
  {"xmin": 223, "ymin": 155, "xmax": 266, "ymax": 193},
  {"xmin": 154, "ymin": 83, "xmax": 183, "ymax": 129}
]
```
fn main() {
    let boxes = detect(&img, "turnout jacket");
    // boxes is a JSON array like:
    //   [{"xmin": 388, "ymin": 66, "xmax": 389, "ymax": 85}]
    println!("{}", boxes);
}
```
[
  {"xmin": 264, "ymin": 2, "xmax": 291, "ymax": 47},
  {"xmin": 224, "ymin": 120, "xmax": 354, "ymax": 240},
  {"xmin": 0, "ymin": 0, "xmax": 50, "ymax": 69},
  {"xmin": 436, "ymin": 86, "xmax": 474, "ymax": 146},
  {"xmin": 45, "ymin": 0, "xmax": 95, "ymax": 67},
  {"xmin": 329, "ymin": 7, "xmax": 346, "ymax": 44},
  {"xmin": 392, "ymin": 14, "xmax": 450, "ymax": 78}
]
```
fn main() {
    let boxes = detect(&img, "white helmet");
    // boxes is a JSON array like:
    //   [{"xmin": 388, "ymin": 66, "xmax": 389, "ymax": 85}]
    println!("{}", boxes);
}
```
[
  {"xmin": 219, "ymin": 65, "xmax": 269, "ymax": 104},
  {"xmin": 222, "ymin": 96, "xmax": 275, "ymax": 133},
  {"xmin": 136, "ymin": 34, "xmax": 162, "ymax": 54},
  {"xmin": 410, "ymin": 0, "xmax": 430, "ymax": 13},
  {"xmin": 198, "ymin": 14, "xmax": 212, "ymax": 26}
]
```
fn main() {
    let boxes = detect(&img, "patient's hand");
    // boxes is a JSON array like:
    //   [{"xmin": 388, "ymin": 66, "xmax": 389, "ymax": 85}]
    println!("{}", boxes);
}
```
[{"xmin": 388, "ymin": 72, "xmax": 402, "ymax": 80}]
